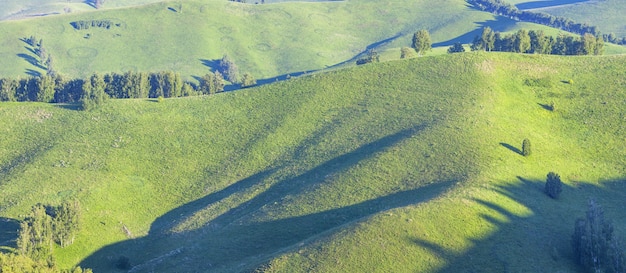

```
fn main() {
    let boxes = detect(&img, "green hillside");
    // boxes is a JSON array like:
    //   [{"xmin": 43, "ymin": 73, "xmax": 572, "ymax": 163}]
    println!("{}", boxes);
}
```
[
  {"xmin": 0, "ymin": 0, "xmax": 582, "ymax": 82},
  {"xmin": 0, "ymin": 52, "xmax": 625, "ymax": 272},
  {"xmin": 513, "ymin": 0, "xmax": 626, "ymax": 37}
]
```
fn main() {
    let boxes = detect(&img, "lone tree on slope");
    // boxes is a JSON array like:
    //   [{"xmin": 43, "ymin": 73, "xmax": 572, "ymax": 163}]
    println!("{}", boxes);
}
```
[{"xmin": 412, "ymin": 29, "xmax": 432, "ymax": 56}]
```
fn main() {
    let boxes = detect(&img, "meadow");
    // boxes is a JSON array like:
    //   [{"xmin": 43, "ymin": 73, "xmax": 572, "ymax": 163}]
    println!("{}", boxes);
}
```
[
  {"xmin": 0, "ymin": 52, "xmax": 625, "ymax": 272},
  {"xmin": 3, "ymin": 0, "xmax": 616, "ymax": 85}
]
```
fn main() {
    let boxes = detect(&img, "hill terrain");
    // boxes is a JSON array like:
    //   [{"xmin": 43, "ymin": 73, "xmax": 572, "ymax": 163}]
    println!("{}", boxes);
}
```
[
  {"xmin": 1, "ymin": 0, "xmax": 611, "ymax": 84},
  {"xmin": 0, "ymin": 52, "xmax": 625, "ymax": 272}
]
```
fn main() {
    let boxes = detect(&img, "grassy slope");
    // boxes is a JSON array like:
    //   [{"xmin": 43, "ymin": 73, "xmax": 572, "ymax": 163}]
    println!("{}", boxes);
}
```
[
  {"xmin": 511, "ymin": 0, "xmax": 626, "ymax": 37},
  {"xmin": 1, "ymin": 0, "xmax": 592, "ymax": 82},
  {"xmin": 0, "ymin": 52, "xmax": 625, "ymax": 272},
  {"xmin": 255, "ymin": 53, "xmax": 626, "ymax": 272}
]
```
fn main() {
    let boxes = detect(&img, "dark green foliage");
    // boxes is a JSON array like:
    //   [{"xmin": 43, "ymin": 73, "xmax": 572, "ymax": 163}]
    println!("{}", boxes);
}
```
[
  {"xmin": 522, "ymin": 138, "xmax": 531, "ymax": 157},
  {"xmin": 52, "ymin": 201, "xmax": 81, "ymax": 248},
  {"xmin": 356, "ymin": 50, "xmax": 380, "ymax": 65},
  {"xmin": 219, "ymin": 54, "xmax": 240, "ymax": 83},
  {"xmin": 80, "ymin": 73, "xmax": 108, "ymax": 111},
  {"xmin": 544, "ymin": 172, "xmax": 562, "ymax": 199},
  {"xmin": 447, "ymin": 42, "xmax": 466, "ymax": 53},
  {"xmin": 572, "ymin": 199, "xmax": 626, "ymax": 273},
  {"xmin": 472, "ymin": 27, "xmax": 602, "ymax": 56},
  {"xmin": 116, "ymin": 255, "xmax": 131, "ymax": 270},
  {"xmin": 199, "ymin": 71, "xmax": 225, "ymax": 95},
  {"xmin": 241, "ymin": 73, "xmax": 257, "ymax": 88},
  {"xmin": 17, "ymin": 204, "xmax": 53, "ymax": 262},
  {"xmin": 412, "ymin": 29, "xmax": 432, "ymax": 55},
  {"xmin": 0, "ymin": 78, "xmax": 18, "ymax": 101},
  {"xmin": 471, "ymin": 27, "xmax": 495, "ymax": 51}
]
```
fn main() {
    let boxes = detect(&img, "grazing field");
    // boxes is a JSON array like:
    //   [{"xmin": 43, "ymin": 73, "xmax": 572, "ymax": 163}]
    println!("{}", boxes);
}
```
[
  {"xmin": 0, "ymin": 52, "xmax": 625, "ymax": 272},
  {"xmin": 0, "ymin": 0, "xmax": 589, "ymax": 83},
  {"xmin": 513, "ymin": 0, "xmax": 626, "ymax": 37}
]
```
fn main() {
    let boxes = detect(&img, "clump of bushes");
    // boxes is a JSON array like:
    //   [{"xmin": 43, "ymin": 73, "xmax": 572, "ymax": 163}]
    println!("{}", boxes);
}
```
[{"xmin": 544, "ymin": 172, "xmax": 562, "ymax": 199}]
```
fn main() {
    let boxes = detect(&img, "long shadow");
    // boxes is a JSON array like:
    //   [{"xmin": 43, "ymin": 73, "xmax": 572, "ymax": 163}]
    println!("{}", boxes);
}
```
[
  {"xmin": 432, "ymin": 18, "xmax": 518, "ymax": 47},
  {"xmin": 0, "ymin": 217, "xmax": 20, "ymax": 253},
  {"xmin": 79, "ymin": 124, "xmax": 436, "ymax": 271},
  {"xmin": 516, "ymin": 0, "xmax": 590, "ymax": 10},
  {"xmin": 17, "ymin": 54, "xmax": 45, "ymax": 70},
  {"xmin": 412, "ymin": 176, "xmax": 626, "ymax": 272},
  {"xmin": 0, "ymin": 143, "xmax": 53, "ymax": 184},
  {"xmin": 499, "ymin": 142, "xmax": 522, "ymax": 155}
]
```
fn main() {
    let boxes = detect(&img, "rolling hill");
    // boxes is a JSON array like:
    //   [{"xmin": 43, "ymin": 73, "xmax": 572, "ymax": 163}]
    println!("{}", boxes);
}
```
[
  {"xmin": 2, "ymin": 0, "xmax": 616, "ymax": 84},
  {"xmin": 0, "ymin": 52, "xmax": 626, "ymax": 272}
]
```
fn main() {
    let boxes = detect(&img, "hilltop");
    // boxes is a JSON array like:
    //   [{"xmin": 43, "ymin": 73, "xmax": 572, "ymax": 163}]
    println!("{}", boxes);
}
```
[{"xmin": 0, "ymin": 52, "xmax": 625, "ymax": 272}]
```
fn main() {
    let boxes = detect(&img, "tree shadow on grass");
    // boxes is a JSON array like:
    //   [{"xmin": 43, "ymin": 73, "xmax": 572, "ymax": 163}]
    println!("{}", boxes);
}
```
[
  {"xmin": 411, "ymin": 176, "xmax": 626, "ymax": 272},
  {"xmin": 0, "ymin": 217, "xmax": 19, "ymax": 253},
  {"xmin": 499, "ymin": 142, "xmax": 522, "ymax": 155},
  {"xmin": 79, "ymin": 123, "xmax": 452, "ymax": 272},
  {"xmin": 516, "ymin": 0, "xmax": 590, "ymax": 10},
  {"xmin": 538, "ymin": 102, "xmax": 555, "ymax": 111},
  {"xmin": 432, "ymin": 18, "xmax": 519, "ymax": 47}
]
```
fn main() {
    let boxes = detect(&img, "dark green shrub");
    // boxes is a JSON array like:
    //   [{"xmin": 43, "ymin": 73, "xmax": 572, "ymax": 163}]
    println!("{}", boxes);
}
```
[
  {"xmin": 522, "ymin": 138, "xmax": 531, "ymax": 156},
  {"xmin": 545, "ymin": 172, "xmax": 562, "ymax": 199}
]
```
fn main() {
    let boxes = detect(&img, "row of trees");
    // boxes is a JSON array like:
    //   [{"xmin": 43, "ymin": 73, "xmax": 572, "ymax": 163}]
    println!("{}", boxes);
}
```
[
  {"xmin": 471, "ymin": 27, "xmax": 604, "ymax": 55},
  {"xmin": 70, "ymin": 20, "xmax": 117, "ymax": 31},
  {"xmin": 0, "ymin": 69, "xmax": 238, "ymax": 104},
  {"xmin": 466, "ymin": 0, "xmax": 626, "ymax": 44}
]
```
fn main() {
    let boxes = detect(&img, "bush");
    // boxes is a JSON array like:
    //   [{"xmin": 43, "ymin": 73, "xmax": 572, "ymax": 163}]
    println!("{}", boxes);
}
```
[
  {"xmin": 522, "ymin": 138, "xmax": 531, "ymax": 156},
  {"xmin": 544, "ymin": 172, "xmax": 562, "ymax": 199}
]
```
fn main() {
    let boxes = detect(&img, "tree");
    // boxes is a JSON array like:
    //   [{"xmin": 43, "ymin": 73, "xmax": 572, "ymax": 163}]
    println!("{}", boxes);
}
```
[
  {"xmin": 522, "ymin": 138, "xmax": 531, "ymax": 156},
  {"xmin": 447, "ymin": 42, "xmax": 466, "ymax": 53},
  {"xmin": 581, "ymin": 33, "xmax": 597, "ymax": 55},
  {"xmin": 17, "ymin": 204, "xmax": 53, "ymax": 262},
  {"xmin": 35, "ymin": 75, "xmax": 56, "ymax": 102},
  {"xmin": 219, "ymin": 54, "xmax": 239, "ymax": 83},
  {"xmin": 240, "ymin": 73, "xmax": 256, "ymax": 88},
  {"xmin": 400, "ymin": 47, "xmax": 415, "ymax": 59},
  {"xmin": 80, "ymin": 73, "xmax": 108, "ymax": 111},
  {"xmin": 52, "ymin": 201, "xmax": 81, "ymax": 248},
  {"xmin": 412, "ymin": 29, "xmax": 432, "ymax": 56},
  {"xmin": 199, "ymin": 72, "xmax": 224, "ymax": 95},
  {"xmin": 513, "ymin": 29, "xmax": 531, "ymax": 53},
  {"xmin": 0, "ymin": 78, "xmax": 18, "ymax": 102},
  {"xmin": 356, "ymin": 49, "xmax": 380, "ymax": 65},
  {"xmin": 545, "ymin": 172, "xmax": 562, "ymax": 199},
  {"xmin": 573, "ymin": 199, "xmax": 625, "ymax": 273}
]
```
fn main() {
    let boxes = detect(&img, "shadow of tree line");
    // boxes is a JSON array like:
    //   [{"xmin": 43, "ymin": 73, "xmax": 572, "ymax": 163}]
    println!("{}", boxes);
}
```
[
  {"xmin": 77, "ymin": 122, "xmax": 457, "ymax": 272},
  {"xmin": 412, "ymin": 176, "xmax": 626, "ymax": 273}
]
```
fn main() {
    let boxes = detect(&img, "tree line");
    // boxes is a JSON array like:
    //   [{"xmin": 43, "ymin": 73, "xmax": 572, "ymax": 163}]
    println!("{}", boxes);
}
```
[
  {"xmin": 0, "ymin": 201, "xmax": 93, "ymax": 273},
  {"xmin": 466, "ymin": 0, "xmax": 626, "ymax": 44},
  {"xmin": 470, "ymin": 27, "xmax": 604, "ymax": 55}
]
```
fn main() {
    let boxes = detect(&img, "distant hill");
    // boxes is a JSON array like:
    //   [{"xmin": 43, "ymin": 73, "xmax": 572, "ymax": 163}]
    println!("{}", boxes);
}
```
[
  {"xmin": 0, "ymin": 0, "xmax": 599, "ymax": 83},
  {"xmin": 1, "ymin": 52, "xmax": 626, "ymax": 272}
]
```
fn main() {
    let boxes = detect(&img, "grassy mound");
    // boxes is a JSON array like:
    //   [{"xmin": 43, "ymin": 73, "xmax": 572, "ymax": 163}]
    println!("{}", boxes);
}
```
[{"xmin": 0, "ymin": 52, "xmax": 625, "ymax": 272}]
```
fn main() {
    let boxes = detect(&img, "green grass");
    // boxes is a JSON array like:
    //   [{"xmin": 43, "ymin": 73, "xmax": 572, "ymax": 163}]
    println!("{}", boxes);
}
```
[
  {"xmin": 508, "ymin": 0, "xmax": 626, "ymax": 37},
  {"xmin": 0, "ymin": 0, "xmax": 596, "ymax": 82},
  {"xmin": 1, "ymin": 52, "xmax": 626, "ymax": 272}
]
